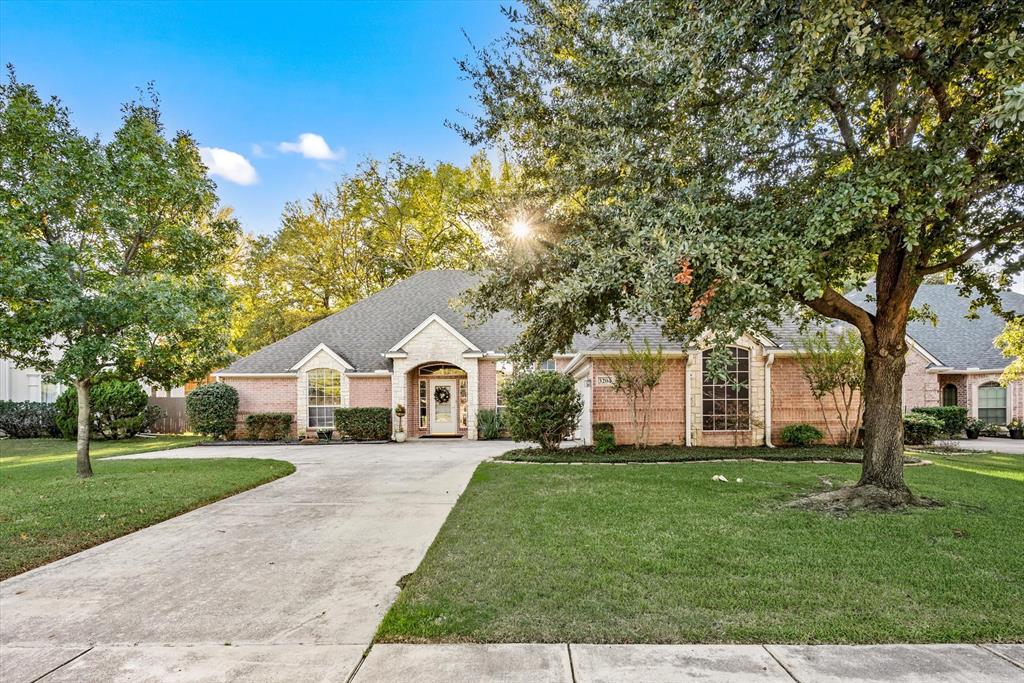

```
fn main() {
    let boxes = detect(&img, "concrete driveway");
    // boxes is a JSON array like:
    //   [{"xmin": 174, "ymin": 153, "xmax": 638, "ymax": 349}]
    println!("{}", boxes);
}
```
[
  {"xmin": 944, "ymin": 436, "xmax": 1024, "ymax": 454},
  {"xmin": 0, "ymin": 440, "xmax": 511, "ymax": 682}
]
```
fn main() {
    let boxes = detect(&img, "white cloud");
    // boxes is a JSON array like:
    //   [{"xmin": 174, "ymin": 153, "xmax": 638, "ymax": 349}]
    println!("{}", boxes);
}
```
[
  {"xmin": 277, "ymin": 133, "xmax": 344, "ymax": 161},
  {"xmin": 250, "ymin": 143, "xmax": 269, "ymax": 158},
  {"xmin": 199, "ymin": 147, "xmax": 259, "ymax": 185}
]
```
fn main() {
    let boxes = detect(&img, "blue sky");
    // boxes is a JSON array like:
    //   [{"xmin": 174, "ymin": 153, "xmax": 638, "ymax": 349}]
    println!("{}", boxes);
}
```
[{"xmin": 1, "ymin": 0, "xmax": 511, "ymax": 234}]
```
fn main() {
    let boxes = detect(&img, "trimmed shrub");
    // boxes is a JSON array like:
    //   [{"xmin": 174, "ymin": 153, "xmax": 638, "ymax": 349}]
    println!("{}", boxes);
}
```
[
  {"xmin": 186, "ymin": 382, "xmax": 239, "ymax": 439},
  {"xmin": 0, "ymin": 401, "xmax": 60, "ymax": 438},
  {"xmin": 245, "ymin": 412, "xmax": 293, "ymax": 441},
  {"xmin": 593, "ymin": 422, "xmax": 616, "ymax": 454},
  {"xmin": 90, "ymin": 380, "xmax": 150, "ymax": 439},
  {"xmin": 781, "ymin": 423, "xmax": 823, "ymax": 447},
  {"xmin": 334, "ymin": 407, "xmax": 390, "ymax": 441},
  {"xmin": 55, "ymin": 379, "xmax": 153, "ymax": 440},
  {"xmin": 477, "ymin": 408, "xmax": 502, "ymax": 440},
  {"xmin": 54, "ymin": 388, "xmax": 78, "ymax": 439},
  {"xmin": 911, "ymin": 406, "xmax": 967, "ymax": 437},
  {"xmin": 502, "ymin": 371, "xmax": 582, "ymax": 451},
  {"xmin": 903, "ymin": 412, "xmax": 944, "ymax": 445}
]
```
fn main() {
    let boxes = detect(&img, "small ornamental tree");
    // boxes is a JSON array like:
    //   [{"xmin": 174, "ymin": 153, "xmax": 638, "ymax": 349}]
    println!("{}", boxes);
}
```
[
  {"xmin": 1, "ymin": 71, "xmax": 239, "ymax": 475},
  {"xmin": 606, "ymin": 340, "xmax": 667, "ymax": 447},
  {"xmin": 796, "ymin": 330, "xmax": 866, "ymax": 448},
  {"xmin": 460, "ymin": 2, "xmax": 1024, "ymax": 504},
  {"xmin": 503, "ymin": 371, "xmax": 582, "ymax": 450},
  {"xmin": 186, "ymin": 383, "xmax": 239, "ymax": 439}
]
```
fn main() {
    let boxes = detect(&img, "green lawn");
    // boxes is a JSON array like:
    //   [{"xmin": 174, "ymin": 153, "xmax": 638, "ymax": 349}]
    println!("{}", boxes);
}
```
[
  {"xmin": 0, "ymin": 436, "xmax": 294, "ymax": 579},
  {"xmin": 378, "ymin": 452, "xmax": 1024, "ymax": 644},
  {"xmin": 497, "ymin": 444, "xmax": 921, "ymax": 464}
]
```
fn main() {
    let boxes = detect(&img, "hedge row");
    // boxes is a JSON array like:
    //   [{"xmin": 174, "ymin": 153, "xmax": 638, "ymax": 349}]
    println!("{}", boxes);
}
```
[
  {"xmin": 0, "ymin": 401, "xmax": 60, "ymax": 438},
  {"xmin": 245, "ymin": 412, "xmax": 293, "ymax": 441},
  {"xmin": 910, "ymin": 406, "xmax": 967, "ymax": 437},
  {"xmin": 334, "ymin": 407, "xmax": 390, "ymax": 441}
]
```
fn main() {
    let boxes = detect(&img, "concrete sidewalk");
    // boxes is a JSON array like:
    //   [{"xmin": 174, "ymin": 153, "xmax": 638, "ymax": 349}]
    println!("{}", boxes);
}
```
[{"xmin": 352, "ymin": 643, "xmax": 1024, "ymax": 683}]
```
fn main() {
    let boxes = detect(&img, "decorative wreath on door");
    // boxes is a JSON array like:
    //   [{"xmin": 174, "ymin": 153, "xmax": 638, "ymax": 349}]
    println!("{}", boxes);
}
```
[{"xmin": 433, "ymin": 386, "xmax": 451, "ymax": 404}]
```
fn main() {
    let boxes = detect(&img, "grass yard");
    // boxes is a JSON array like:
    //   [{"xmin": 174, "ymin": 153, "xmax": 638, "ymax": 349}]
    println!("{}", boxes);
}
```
[
  {"xmin": 0, "ymin": 436, "xmax": 294, "ymax": 579},
  {"xmin": 378, "ymin": 452, "xmax": 1024, "ymax": 644},
  {"xmin": 496, "ymin": 444, "xmax": 919, "ymax": 464}
]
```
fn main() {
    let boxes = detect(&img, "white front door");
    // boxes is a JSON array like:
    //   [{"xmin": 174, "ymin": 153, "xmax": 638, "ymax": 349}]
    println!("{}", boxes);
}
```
[{"xmin": 429, "ymin": 379, "xmax": 458, "ymax": 434}]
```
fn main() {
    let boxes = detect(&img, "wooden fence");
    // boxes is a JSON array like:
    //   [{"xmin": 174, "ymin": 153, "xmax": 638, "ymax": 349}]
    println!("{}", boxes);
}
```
[{"xmin": 148, "ymin": 397, "xmax": 188, "ymax": 434}]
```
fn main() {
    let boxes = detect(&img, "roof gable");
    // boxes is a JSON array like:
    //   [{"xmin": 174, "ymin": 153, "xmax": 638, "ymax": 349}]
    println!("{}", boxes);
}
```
[
  {"xmin": 223, "ymin": 270, "xmax": 526, "ymax": 374},
  {"xmin": 388, "ymin": 314, "xmax": 481, "ymax": 354}
]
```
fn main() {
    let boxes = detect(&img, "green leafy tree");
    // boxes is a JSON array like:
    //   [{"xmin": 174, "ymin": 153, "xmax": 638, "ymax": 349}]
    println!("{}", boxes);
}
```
[
  {"xmin": 796, "ymin": 330, "xmax": 866, "ymax": 448},
  {"xmin": 231, "ymin": 152, "xmax": 497, "ymax": 354},
  {"xmin": 606, "ymin": 340, "xmax": 668, "ymax": 447},
  {"xmin": 460, "ymin": 1, "xmax": 1024, "ymax": 501},
  {"xmin": 996, "ymin": 318, "xmax": 1024, "ymax": 384},
  {"xmin": 0, "ymin": 71, "xmax": 239, "ymax": 477}
]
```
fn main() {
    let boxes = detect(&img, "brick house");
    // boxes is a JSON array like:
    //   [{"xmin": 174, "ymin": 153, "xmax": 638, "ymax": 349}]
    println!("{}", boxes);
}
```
[{"xmin": 214, "ymin": 270, "xmax": 1023, "ymax": 444}]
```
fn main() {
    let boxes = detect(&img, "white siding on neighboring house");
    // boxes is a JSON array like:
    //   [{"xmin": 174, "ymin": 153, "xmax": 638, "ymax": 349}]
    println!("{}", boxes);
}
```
[{"xmin": 0, "ymin": 359, "xmax": 62, "ymax": 403}]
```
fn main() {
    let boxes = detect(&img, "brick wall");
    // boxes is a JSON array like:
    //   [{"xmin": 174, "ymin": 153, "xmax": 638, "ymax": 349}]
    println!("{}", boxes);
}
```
[
  {"xmin": 478, "ymin": 360, "xmax": 497, "ymax": 410},
  {"xmin": 770, "ymin": 358, "xmax": 859, "ymax": 446},
  {"xmin": 903, "ymin": 347, "xmax": 940, "ymax": 409},
  {"xmin": 591, "ymin": 357, "xmax": 686, "ymax": 445},
  {"xmin": 348, "ymin": 376, "xmax": 392, "ymax": 408},
  {"xmin": 221, "ymin": 377, "xmax": 298, "ymax": 437}
]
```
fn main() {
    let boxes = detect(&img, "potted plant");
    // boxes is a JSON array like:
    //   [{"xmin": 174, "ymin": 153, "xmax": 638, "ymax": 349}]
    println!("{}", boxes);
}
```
[
  {"xmin": 1008, "ymin": 419, "xmax": 1024, "ymax": 440},
  {"xmin": 393, "ymin": 404, "xmax": 407, "ymax": 443},
  {"xmin": 964, "ymin": 417, "xmax": 984, "ymax": 440},
  {"xmin": 316, "ymin": 427, "xmax": 333, "ymax": 442}
]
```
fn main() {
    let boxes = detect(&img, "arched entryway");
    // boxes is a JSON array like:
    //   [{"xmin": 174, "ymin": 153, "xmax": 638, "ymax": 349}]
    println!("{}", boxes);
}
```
[{"xmin": 407, "ymin": 362, "xmax": 469, "ymax": 438}]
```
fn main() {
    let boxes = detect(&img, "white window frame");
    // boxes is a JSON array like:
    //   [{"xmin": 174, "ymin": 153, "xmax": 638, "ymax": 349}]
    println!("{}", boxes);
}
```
[{"xmin": 307, "ymin": 368, "xmax": 342, "ymax": 429}]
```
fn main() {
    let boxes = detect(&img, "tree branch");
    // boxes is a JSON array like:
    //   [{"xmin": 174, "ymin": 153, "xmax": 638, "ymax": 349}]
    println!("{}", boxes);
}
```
[
  {"xmin": 917, "ymin": 223, "xmax": 1023, "ymax": 275},
  {"xmin": 798, "ymin": 286, "xmax": 875, "ymax": 338}
]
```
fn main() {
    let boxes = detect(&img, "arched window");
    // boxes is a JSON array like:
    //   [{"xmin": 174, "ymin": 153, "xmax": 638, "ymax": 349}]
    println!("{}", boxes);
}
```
[
  {"xmin": 702, "ymin": 347, "xmax": 750, "ymax": 431},
  {"xmin": 307, "ymin": 368, "xmax": 342, "ymax": 428},
  {"xmin": 977, "ymin": 382, "xmax": 1007, "ymax": 425},
  {"xmin": 942, "ymin": 383, "xmax": 958, "ymax": 407}
]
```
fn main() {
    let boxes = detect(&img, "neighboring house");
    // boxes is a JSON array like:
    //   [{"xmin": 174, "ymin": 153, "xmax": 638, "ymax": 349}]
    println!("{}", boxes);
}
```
[
  {"xmin": 0, "ymin": 359, "xmax": 63, "ymax": 404},
  {"xmin": 215, "ymin": 270, "xmax": 1023, "ymax": 444}
]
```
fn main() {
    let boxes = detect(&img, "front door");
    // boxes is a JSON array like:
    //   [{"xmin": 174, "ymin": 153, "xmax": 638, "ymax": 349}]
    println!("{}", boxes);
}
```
[{"xmin": 429, "ymin": 378, "xmax": 457, "ymax": 434}]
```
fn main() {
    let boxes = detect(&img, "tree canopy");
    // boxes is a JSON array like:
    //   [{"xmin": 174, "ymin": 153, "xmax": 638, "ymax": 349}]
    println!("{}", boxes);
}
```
[
  {"xmin": 460, "ymin": 1, "xmax": 1023, "ymax": 497},
  {"xmin": 0, "ymin": 70, "xmax": 239, "ymax": 476},
  {"xmin": 231, "ymin": 153, "xmax": 501, "ymax": 355}
]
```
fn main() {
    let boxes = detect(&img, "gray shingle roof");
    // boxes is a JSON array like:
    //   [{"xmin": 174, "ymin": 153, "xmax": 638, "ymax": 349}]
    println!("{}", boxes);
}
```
[
  {"xmin": 223, "ymin": 270, "xmax": 596, "ymax": 374},
  {"xmin": 225, "ymin": 271, "xmax": 1019, "ymax": 374},
  {"xmin": 580, "ymin": 285, "xmax": 1021, "ymax": 371},
  {"xmin": 847, "ymin": 284, "xmax": 1023, "ymax": 370}
]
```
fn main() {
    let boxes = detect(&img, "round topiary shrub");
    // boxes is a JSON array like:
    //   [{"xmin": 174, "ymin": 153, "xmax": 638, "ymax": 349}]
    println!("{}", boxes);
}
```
[
  {"xmin": 502, "ymin": 371, "xmax": 582, "ymax": 451},
  {"xmin": 781, "ymin": 423, "xmax": 824, "ymax": 447},
  {"xmin": 186, "ymin": 383, "xmax": 239, "ymax": 439}
]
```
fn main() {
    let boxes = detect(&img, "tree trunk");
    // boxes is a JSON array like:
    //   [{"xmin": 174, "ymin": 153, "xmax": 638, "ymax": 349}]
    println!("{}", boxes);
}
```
[
  {"xmin": 858, "ymin": 350, "xmax": 907, "ymax": 493},
  {"xmin": 75, "ymin": 379, "xmax": 93, "ymax": 478}
]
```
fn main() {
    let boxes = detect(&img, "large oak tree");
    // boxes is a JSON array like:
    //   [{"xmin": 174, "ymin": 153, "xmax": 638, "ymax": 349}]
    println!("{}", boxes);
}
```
[
  {"xmin": 460, "ymin": 1, "xmax": 1024, "ymax": 500},
  {"xmin": 0, "ymin": 72, "xmax": 239, "ymax": 477}
]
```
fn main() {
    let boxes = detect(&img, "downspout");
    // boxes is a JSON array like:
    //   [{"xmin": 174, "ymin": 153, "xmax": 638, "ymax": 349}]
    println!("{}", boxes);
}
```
[
  {"xmin": 684, "ymin": 353, "xmax": 693, "ymax": 447},
  {"xmin": 764, "ymin": 352, "xmax": 775, "ymax": 448}
]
